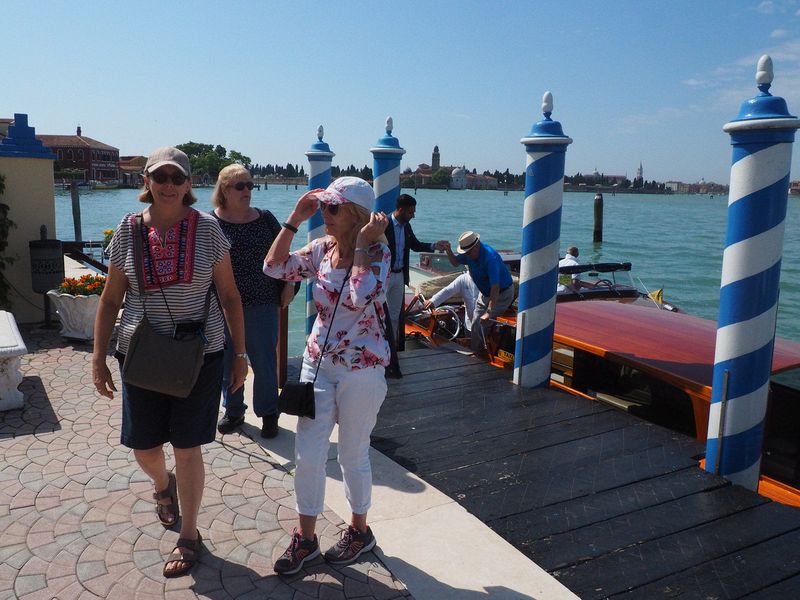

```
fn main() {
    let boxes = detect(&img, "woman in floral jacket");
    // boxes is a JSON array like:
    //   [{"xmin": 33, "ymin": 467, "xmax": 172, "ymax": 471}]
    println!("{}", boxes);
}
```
[{"xmin": 264, "ymin": 177, "xmax": 390, "ymax": 575}]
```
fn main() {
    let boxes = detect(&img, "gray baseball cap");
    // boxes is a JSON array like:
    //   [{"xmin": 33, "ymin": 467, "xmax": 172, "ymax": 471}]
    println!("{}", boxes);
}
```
[{"xmin": 144, "ymin": 147, "xmax": 191, "ymax": 176}]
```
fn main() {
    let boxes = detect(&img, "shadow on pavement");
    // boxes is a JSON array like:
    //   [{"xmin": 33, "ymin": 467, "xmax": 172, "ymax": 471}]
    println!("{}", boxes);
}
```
[
  {"xmin": 0, "ymin": 375, "xmax": 60, "ymax": 438},
  {"xmin": 381, "ymin": 554, "xmax": 542, "ymax": 600}
]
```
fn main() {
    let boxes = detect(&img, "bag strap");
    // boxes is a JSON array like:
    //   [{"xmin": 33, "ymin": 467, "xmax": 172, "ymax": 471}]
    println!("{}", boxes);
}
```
[
  {"xmin": 311, "ymin": 266, "xmax": 352, "ymax": 383},
  {"xmin": 134, "ymin": 213, "xmax": 212, "ymax": 328},
  {"xmin": 132, "ymin": 214, "xmax": 147, "ymax": 305}
]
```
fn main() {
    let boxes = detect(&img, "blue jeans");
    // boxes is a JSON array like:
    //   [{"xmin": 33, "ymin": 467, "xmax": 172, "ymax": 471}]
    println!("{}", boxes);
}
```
[{"xmin": 222, "ymin": 303, "xmax": 279, "ymax": 418}]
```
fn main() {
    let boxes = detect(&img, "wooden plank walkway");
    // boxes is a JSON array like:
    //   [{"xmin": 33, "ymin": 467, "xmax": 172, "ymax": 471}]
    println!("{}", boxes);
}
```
[{"xmin": 372, "ymin": 347, "xmax": 800, "ymax": 599}]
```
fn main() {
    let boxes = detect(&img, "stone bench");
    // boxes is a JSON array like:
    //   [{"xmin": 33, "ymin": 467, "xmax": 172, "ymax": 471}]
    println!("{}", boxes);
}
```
[{"xmin": 0, "ymin": 310, "xmax": 28, "ymax": 411}]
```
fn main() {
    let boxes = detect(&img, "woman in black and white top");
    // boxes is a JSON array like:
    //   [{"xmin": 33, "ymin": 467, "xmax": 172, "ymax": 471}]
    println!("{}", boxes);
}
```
[
  {"xmin": 92, "ymin": 147, "xmax": 247, "ymax": 578},
  {"xmin": 211, "ymin": 163, "xmax": 288, "ymax": 439}
]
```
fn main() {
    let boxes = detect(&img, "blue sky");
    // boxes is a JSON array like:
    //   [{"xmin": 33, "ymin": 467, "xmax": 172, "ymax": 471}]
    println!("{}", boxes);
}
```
[{"xmin": 5, "ymin": 0, "xmax": 800, "ymax": 184}]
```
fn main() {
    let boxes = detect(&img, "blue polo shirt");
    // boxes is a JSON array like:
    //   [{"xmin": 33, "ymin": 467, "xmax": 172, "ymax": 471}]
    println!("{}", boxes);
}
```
[{"xmin": 456, "ymin": 242, "xmax": 513, "ymax": 296}]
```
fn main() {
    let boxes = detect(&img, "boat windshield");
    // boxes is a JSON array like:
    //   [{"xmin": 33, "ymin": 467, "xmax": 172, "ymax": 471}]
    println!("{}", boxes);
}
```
[
  {"xmin": 559, "ymin": 262, "xmax": 637, "ymax": 289},
  {"xmin": 416, "ymin": 252, "xmax": 463, "ymax": 276}
]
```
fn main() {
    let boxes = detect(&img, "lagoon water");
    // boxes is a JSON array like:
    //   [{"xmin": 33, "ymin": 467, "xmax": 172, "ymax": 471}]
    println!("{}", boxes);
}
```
[{"xmin": 55, "ymin": 186, "xmax": 800, "ymax": 355}]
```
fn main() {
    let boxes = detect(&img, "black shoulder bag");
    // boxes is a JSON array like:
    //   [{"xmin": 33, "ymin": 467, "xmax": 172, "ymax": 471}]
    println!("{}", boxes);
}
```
[
  {"xmin": 121, "ymin": 214, "xmax": 211, "ymax": 398},
  {"xmin": 278, "ymin": 267, "xmax": 351, "ymax": 419}
]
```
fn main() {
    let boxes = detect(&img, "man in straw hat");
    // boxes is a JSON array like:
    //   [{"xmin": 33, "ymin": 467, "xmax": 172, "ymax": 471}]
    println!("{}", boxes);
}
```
[{"xmin": 443, "ymin": 231, "xmax": 514, "ymax": 355}]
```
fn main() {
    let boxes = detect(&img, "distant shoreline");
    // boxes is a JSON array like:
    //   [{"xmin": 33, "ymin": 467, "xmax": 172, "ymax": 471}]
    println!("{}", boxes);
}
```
[{"xmin": 562, "ymin": 184, "xmax": 673, "ymax": 195}]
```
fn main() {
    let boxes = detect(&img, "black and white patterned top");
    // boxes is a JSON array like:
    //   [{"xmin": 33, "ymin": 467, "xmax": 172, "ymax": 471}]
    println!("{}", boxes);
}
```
[
  {"xmin": 109, "ymin": 209, "xmax": 231, "ymax": 355},
  {"xmin": 211, "ymin": 208, "xmax": 283, "ymax": 306}
]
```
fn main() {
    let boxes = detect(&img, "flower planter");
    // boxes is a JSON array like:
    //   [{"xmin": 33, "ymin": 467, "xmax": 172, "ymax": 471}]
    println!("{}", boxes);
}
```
[{"xmin": 46, "ymin": 290, "xmax": 100, "ymax": 341}]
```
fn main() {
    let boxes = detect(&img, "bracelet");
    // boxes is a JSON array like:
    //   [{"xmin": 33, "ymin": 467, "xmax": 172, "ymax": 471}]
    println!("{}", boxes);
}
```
[
  {"xmin": 282, "ymin": 222, "xmax": 298, "ymax": 233},
  {"xmin": 355, "ymin": 247, "xmax": 370, "ymax": 254}
]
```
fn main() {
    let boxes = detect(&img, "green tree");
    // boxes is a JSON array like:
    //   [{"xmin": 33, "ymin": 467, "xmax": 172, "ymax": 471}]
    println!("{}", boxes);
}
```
[
  {"xmin": 228, "ymin": 151, "xmax": 252, "ymax": 168},
  {"xmin": 176, "ymin": 142, "xmax": 213, "ymax": 158},
  {"xmin": 178, "ymin": 142, "xmax": 258, "ymax": 177},
  {"xmin": 431, "ymin": 168, "xmax": 451, "ymax": 186}
]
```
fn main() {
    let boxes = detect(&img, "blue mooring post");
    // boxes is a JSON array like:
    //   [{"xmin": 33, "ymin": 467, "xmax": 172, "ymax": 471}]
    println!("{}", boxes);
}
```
[
  {"xmin": 303, "ymin": 126, "xmax": 335, "ymax": 335},
  {"xmin": 370, "ymin": 117, "xmax": 405, "ymax": 215},
  {"xmin": 705, "ymin": 55, "xmax": 800, "ymax": 490},
  {"xmin": 514, "ymin": 92, "xmax": 572, "ymax": 388}
]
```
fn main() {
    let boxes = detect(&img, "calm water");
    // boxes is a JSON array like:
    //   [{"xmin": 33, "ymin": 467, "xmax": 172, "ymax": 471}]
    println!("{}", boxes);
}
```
[{"xmin": 55, "ymin": 186, "xmax": 800, "ymax": 354}]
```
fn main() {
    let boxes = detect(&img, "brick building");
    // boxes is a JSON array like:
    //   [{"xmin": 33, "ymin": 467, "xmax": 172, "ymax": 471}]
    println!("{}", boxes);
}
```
[{"xmin": 36, "ymin": 126, "xmax": 119, "ymax": 184}]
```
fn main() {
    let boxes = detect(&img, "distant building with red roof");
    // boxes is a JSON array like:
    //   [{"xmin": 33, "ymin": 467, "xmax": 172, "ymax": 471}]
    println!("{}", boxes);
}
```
[
  {"xmin": 119, "ymin": 155, "xmax": 147, "ymax": 188},
  {"xmin": 36, "ymin": 126, "xmax": 119, "ymax": 183}
]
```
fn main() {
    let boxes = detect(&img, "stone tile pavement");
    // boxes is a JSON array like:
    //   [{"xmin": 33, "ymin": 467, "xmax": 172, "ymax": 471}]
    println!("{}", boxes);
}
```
[{"xmin": 0, "ymin": 325, "xmax": 412, "ymax": 600}]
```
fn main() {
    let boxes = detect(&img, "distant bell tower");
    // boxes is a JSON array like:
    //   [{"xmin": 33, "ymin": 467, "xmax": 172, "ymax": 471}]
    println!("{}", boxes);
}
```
[
  {"xmin": 432, "ymin": 145, "xmax": 440, "ymax": 171},
  {"xmin": 636, "ymin": 161, "xmax": 643, "ymax": 180}
]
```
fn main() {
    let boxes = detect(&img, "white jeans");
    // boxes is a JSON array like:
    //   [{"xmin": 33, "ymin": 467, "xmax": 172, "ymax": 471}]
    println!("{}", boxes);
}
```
[
  {"xmin": 294, "ymin": 358, "xmax": 387, "ymax": 516},
  {"xmin": 385, "ymin": 271, "xmax": 405, "ymax": 346}
]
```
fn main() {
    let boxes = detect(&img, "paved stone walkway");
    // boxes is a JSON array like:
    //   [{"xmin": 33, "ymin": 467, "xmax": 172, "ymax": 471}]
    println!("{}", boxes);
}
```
[{"xmin": 0, "ymin": 325, "xmax": 412, "ymax": 600}]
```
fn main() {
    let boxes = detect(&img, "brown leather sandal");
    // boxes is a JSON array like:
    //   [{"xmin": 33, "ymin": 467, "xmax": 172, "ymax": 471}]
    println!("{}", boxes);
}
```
[
  {"xmin": 153, "ymin": 472, "xmax": 179, "ymax": 527},
  {"xmin": 163, "ymin": 531, "xmax": 202, "ymax": 578}
]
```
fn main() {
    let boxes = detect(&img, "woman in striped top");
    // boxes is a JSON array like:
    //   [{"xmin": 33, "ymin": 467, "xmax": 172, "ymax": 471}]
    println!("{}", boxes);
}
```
[{"xmin": 92, "ymin": 147, "xmax": 247, "ymax": 578}]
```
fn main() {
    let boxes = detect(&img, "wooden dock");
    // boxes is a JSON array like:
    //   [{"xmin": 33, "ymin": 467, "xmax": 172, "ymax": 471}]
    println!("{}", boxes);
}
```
[{"xmin": 372, "ymin": 346, "xmax": 800, "ymax": 599}]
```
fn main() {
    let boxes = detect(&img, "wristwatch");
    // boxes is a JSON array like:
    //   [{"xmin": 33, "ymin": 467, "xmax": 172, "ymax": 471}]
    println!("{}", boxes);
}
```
[{"xmin": 234, "ymin": 352, "xmax": 248, "ymax": 361}]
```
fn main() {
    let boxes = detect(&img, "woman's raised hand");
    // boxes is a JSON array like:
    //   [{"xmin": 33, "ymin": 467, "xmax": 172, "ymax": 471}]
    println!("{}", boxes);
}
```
[
  {"xmin": 290, "ymin": 189, "xmax": 323, "ymax": 223},
  {"xmin": 360, "ymin": 211, "xmax": 388, "ymax": 242}
]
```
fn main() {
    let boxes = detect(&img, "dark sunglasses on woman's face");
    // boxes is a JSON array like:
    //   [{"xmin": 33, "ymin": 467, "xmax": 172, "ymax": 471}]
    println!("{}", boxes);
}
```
[
  {"xmin": 320, "ymin": 203, "xmax": 339, "ymax": 215},
  {"xmin": 149, "ymin": 170, "xmax": 188, "ymax": 186},
  {"xmin": 232, "ymin": 181, "xmax": 254, "ymax": 191}
]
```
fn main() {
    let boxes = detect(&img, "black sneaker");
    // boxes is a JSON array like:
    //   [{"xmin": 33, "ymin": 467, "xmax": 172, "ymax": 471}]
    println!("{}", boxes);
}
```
[
  {"xmin": 273, "ymin": 529, "xmax": 320, "ymax": 575},
  {"xmin": 217, "ymin": 414, "xmax": 244, "ymax": 435},
  {"xmin": 261, "ymin": 413, "xmax": 279, "ymax": 439},
  {"xmin": 323, "ymin": 525, "xmax": 376, "ymax": 565}
]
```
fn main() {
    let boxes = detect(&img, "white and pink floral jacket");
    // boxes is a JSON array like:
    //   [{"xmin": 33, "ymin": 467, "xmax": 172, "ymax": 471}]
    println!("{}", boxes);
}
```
[{"xmin": 264, "ymin": 237, "xmax": 392, "ymax": 370}]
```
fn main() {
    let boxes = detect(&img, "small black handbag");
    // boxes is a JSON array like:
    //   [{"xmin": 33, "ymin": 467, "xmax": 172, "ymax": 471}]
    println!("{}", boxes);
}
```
[
  {"xmin": 277, "ymin": 380, "xmax": 316, "ymax": 418},
  {"xmin": 278, "ymin": 267, "xmax": 351, "ymax": 419}
]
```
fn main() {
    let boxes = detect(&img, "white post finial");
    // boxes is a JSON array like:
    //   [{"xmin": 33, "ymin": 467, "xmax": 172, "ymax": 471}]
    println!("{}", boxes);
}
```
[
  {"xmin": 317, "ymin": 125, "xmax": 324, "ymax": 140},
  {"xmin": 386, "ymin": 116, "xmax": 393, "ymax": 135},
  {"xmin": 756, "ymin": 55, "xmax": 773, "ymax": 86},
  {"xmin": 542, "ymin": 91, "xmax": 553, "ymax": 116}
]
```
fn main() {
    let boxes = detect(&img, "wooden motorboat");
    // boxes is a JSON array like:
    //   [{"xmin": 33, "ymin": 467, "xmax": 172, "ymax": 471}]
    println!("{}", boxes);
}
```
[
  {"xmin": 404, "ymin": 270, "xmax": 800, "ymax": 506},
  {"xmin": 549, "ymin": 301, "xmax": 800, "ymax": 506}
]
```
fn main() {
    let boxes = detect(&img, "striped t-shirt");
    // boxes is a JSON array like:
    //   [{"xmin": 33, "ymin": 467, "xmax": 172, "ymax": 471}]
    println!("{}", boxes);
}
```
[{"xmin": 108, "ymin": 209, "xmax": 231, "ymax": 355}]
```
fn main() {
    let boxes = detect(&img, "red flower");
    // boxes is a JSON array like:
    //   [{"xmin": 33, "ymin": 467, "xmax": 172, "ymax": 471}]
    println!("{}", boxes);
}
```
[{"xmin": 56, "ymin": 274, "xmax": 106, "ymax": 295}]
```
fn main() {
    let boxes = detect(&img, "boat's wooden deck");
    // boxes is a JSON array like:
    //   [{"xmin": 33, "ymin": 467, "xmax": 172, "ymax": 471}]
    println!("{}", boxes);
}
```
[{"xmin": 373, "ymin": 347, "xmax": 800, "ymax": 599}]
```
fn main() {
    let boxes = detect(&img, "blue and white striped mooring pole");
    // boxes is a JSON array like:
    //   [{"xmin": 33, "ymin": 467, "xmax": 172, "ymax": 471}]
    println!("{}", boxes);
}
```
[
  {"xmin": 370, "ymin": 117, "xmax": 405, "ymax": 215},
  {"xmin": 514, "ymin": 92, "xmax": 572, "ymax": 388},
  {"xmin": 705, "ymin": 55, "xmax": 799, "ymax": 490},
  {"xmin": 304, "ymin": 126, "xmax": 335, "ymax": 335}
]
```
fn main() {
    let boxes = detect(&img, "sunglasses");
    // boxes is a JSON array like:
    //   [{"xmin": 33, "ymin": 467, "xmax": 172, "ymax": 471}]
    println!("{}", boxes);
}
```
[
  {"xmin": 149, "ymin": 170, "xmax": 188, "ymax": 186},
  {"xmin": 320, "ymin": 203, "xmax": 339, "ymax": 215},
  {"xmin": 232, "ymin": 181, "xmax": 254, "ymax": 191}
]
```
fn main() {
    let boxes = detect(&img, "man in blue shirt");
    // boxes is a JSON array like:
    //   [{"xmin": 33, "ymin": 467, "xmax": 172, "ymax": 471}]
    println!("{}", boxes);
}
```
[{"xmin": 444, "ymin": 231, "xmax": 515, "ymax": 354}]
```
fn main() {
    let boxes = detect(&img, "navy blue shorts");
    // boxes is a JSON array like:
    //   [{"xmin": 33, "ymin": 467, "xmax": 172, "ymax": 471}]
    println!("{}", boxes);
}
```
[{"xmin": 117, "ymin": 351, "xmax": 224, "ymax": 450}]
